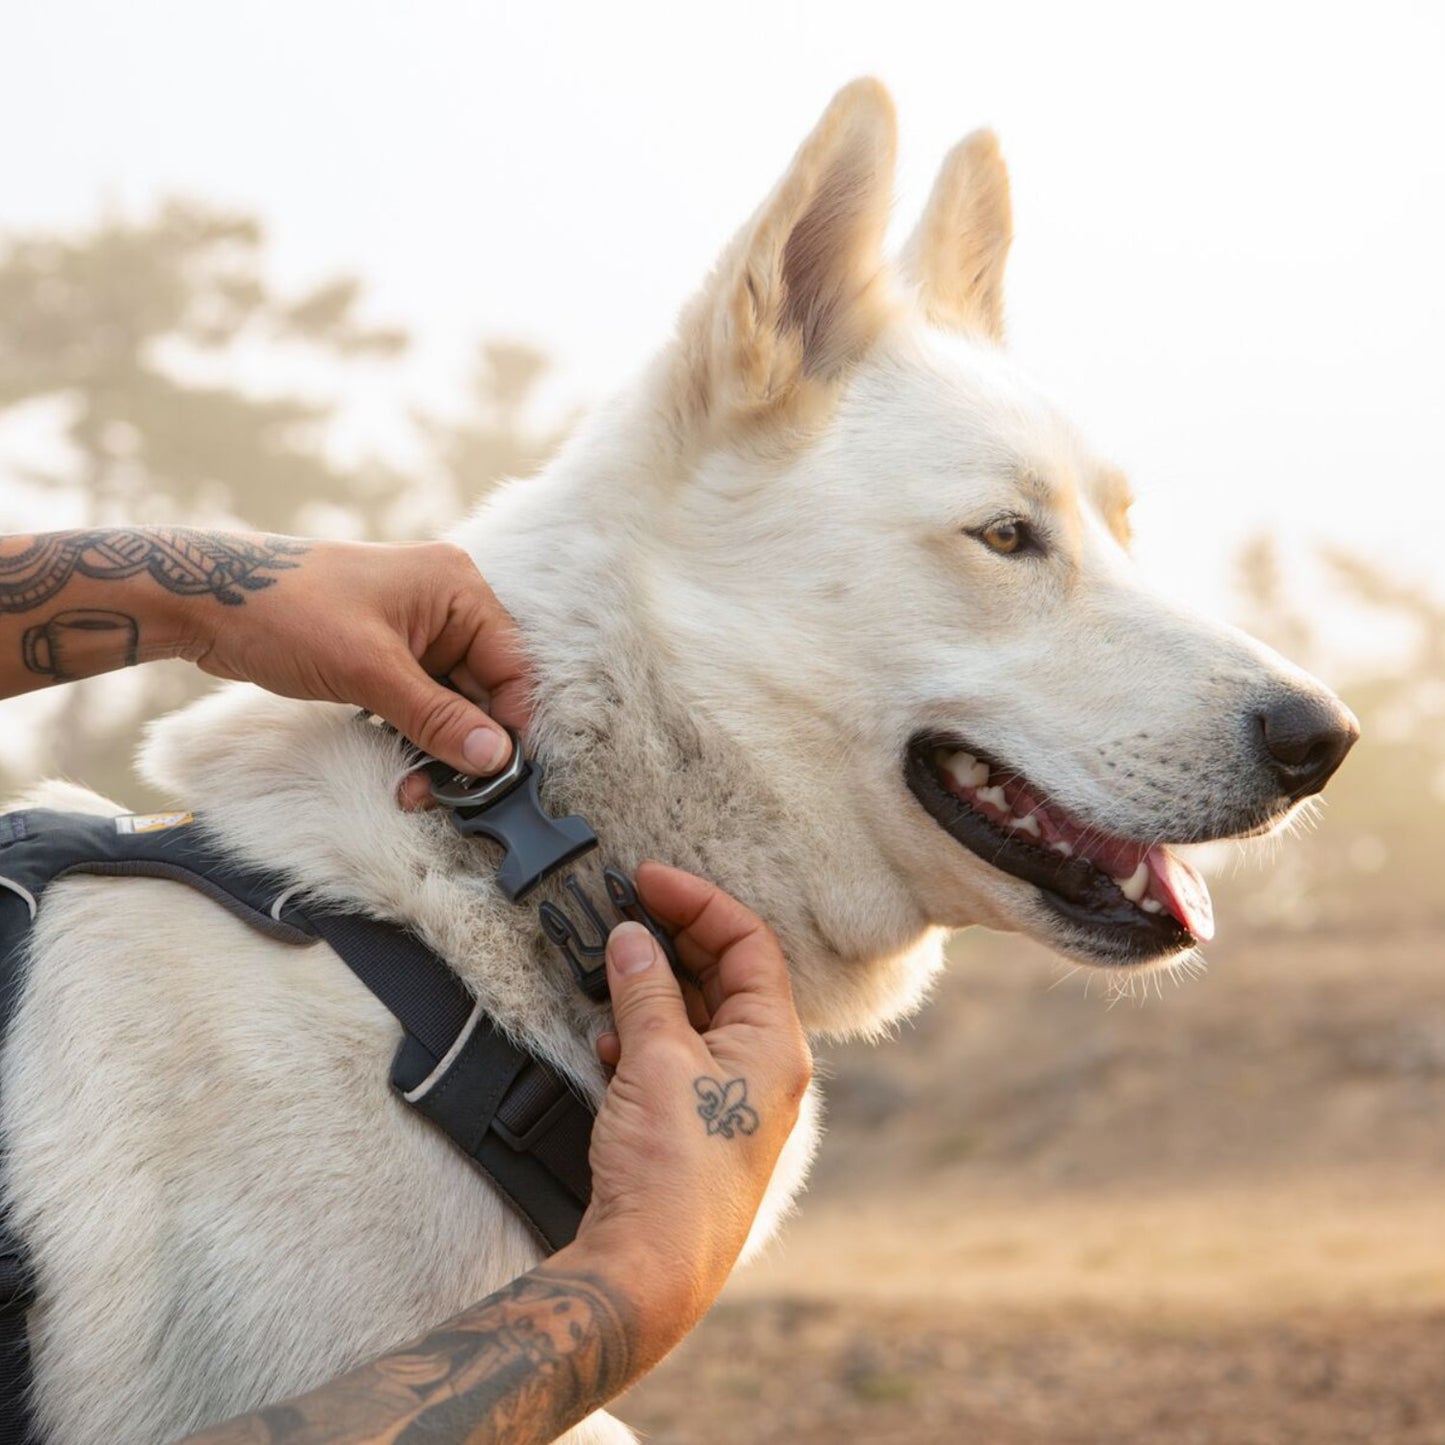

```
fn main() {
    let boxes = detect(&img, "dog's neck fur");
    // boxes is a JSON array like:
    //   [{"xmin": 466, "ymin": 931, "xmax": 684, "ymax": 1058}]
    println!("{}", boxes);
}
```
[
  {"xmin": 464, "ymin": 376, "xmax": 945, "ymax": 1040},
  {"xmin": 139, "ymin": 376, "xmax": 943, "ymax": 1065}
]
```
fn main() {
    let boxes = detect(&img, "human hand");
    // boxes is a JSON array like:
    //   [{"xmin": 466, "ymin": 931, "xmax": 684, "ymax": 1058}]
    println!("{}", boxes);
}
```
[
  {"xmin": 180, "ymin": 537, "xmax": 532, "ymax": 780},
  {"xmin": 574, "ymin": 862, "xmax": 812, "ymax": 1369}
]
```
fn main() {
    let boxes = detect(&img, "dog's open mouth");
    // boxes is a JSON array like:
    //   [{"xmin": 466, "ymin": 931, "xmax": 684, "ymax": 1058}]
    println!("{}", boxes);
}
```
[{"xmin": 904, "ymin": 736, "xmax": 1215, "ymax": 963}]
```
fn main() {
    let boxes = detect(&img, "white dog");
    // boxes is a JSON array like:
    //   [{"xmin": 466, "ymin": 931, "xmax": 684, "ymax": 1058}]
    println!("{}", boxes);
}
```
[{"xmin": 1, "ymin": 79, "xmax": 1355, "ymax": 1443}]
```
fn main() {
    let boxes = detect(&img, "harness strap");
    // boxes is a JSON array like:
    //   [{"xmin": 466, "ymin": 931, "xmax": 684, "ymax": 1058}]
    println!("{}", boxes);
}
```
[
  {"xmin": 310, "ymin": 908, "xmax": 592, "ymax": 1250},
  {"xmin": 0, "ymin": 1226, "xmax": 36, "ymax": 1445},
  {"xmin": 390, "ymin": 1010, "xmax": 592, "ymax": 1250},
  {"xmin": 0, "ymin": 808, "xmax": 596, "ymax": 1272},
  {"xmin": 305, "ymin": 910, "xmax": 475, "ymax": 1061},
  {"xmin": 0, "ymin": 817, "xmax": 57, "ymax": 1445}
]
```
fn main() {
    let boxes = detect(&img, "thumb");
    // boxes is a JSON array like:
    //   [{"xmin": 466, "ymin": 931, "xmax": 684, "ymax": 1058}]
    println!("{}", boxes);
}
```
[
  {"xmin": 368, "ymin": 650, "xmax": 514, "ymax": 776},
  {"xmin": 605, "ymin": 921, "xmax": 690, "ymax": 1046}
]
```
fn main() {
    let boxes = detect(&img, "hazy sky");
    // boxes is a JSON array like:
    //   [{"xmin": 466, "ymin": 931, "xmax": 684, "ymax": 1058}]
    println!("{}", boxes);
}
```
[{"xmin": 2, "ymin": 0, "xmax": 1442, "ymax": 620}]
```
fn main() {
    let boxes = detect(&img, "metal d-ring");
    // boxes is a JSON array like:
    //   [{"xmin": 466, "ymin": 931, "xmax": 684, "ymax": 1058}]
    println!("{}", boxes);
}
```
[{"xmin": 428, "ymin": 728, "xmax": 529, "ymax": 810}]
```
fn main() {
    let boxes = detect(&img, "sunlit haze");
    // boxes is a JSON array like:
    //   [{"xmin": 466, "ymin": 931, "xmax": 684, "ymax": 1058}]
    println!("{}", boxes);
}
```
[{"xmin": 3, "ymin": 0, "xmax": 1442, "ymax": 626}]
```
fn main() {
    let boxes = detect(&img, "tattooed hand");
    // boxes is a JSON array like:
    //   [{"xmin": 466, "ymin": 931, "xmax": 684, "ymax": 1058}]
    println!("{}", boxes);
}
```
[
  {"xmin": 581, "ymin": 863, "xmax": 814, "ymax": 1337},
  {"xmin": 0, "ymin": 529, "xmax": 532, "ymax": 778},
  {"xmin": 173, "ymin": 535, "xmax": 533, "ymax": 780}
]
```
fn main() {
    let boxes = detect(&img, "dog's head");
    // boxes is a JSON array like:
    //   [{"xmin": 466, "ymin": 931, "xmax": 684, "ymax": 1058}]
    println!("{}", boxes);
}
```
[{"xmin": 624, "ymin": 80, "xmax": 1356, "ymax": 980}]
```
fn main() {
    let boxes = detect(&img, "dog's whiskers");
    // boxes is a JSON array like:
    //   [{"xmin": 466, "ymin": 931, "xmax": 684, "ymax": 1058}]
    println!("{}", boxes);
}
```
[{"xmin": 1048, "ymin": 963, "xmax": 1082, "ymax": 994}]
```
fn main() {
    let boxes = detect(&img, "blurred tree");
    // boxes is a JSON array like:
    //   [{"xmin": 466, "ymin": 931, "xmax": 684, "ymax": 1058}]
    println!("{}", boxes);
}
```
[
  {"xmin": 0, "ymin": 199, "xmax": 414, "ymax": 798},
  {"xmin": 1233, "ymin": 536, "xmax": 1317, "ymax": 673},
  {"xmin": 1231, "ymin": 537, "xmax": 1445, "ymax": 931},
  {"xmin": 421, "ymin": 340, "xmax": 567, "ymax": 513},
  {"xmin": 0, "ymin": 200, "xmax": 569, "ymax": 806},
  {"xmin": 0, "ymin": 199, "xmax": 410, "ymax": 528}
]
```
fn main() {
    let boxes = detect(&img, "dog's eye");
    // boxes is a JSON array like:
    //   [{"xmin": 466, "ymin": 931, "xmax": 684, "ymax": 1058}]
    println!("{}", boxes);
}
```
[{"xmin": 974, "ymin": 518, "xmax": 1033, "ymax": 556}]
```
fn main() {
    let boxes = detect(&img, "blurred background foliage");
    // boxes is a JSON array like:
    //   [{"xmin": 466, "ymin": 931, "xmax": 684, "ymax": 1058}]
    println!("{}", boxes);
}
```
[
  {"xmin": 0, "ymin": 199, "xmax": 565, "ymax": 796},
  {"xmin": 1232, "ymin": 537, "xmax": 1445, "ymax": 933}
]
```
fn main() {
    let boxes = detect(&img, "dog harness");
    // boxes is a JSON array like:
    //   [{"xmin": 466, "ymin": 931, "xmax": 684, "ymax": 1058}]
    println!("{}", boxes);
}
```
[{"xmin": 0, "ymin": 739, "xmax": 679, "ymax": 1444}]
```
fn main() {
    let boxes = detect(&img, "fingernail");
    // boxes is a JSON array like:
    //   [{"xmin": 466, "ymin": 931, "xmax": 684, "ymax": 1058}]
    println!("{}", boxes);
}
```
[
  {"xmin": 608, "ymin": 921, "xmax": 657, "ymax": 975},
  {"xmin": 463, "ymin": 727, "xmax": 507, "ymax": 774}
]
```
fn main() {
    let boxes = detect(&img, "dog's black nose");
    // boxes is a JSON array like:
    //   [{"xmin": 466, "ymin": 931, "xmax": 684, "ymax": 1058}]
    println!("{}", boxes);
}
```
[{"xmin": 1257, "ymin": 690, "xmax": 1359, "ymax": 800}]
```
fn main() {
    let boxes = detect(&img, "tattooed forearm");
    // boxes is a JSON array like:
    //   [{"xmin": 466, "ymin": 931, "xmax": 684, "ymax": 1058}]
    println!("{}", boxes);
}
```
[
  {"xmin": 1, "ymin": 529, "xmax": 309, "ymax": 690},
  {"xmin": 0, "ymin": 529, "xmax": 308, "ymax": 613},
  {"xmin": 181, "ymin": 1266, "xmax": 637, "ymax": 1445}
]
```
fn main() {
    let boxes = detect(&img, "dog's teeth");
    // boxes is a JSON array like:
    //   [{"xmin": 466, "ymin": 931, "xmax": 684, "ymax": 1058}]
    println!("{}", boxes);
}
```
[
  {"xmin": 1140, "ymin": 898, "xmax": 1164, "ymax": 914},
  {"xmin": 942, "ymin": 751, "xmax": 978, "ymax": 789},
  {"xmin": 943, "ymin": 751, "xmax": 990, "ymax": 789},
  {"xmin": 1116, "ymin": 861, "xmax": 1149, "ymax": 902},
  {"xmin": 1049, "ymin": 840, "xmax": 1073, "ymax": 857},
  {"xmin": 1008, "ymin": 813, "xmax": 1041, "ymax": 837},
  {"xmin": 976, "ymin": 785, "xmax": 1007, "ymax": 811}
]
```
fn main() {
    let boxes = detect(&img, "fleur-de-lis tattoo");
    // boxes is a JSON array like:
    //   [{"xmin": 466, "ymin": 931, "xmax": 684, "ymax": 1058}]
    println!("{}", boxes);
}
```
[{"xmin": 693, "ymin": 1076, "xmax": 760, "ymax": 1140}]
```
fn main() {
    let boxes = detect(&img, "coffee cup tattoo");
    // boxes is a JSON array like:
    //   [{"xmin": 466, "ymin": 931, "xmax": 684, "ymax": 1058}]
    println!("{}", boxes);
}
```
[{"xmin": 23, "ymin": 610, "xmax": 140, "ymax": 682}]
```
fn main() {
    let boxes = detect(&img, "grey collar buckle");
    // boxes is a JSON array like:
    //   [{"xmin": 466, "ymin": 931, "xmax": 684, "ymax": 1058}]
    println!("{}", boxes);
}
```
[
  {"xmin": 418, "ymin": 726, "xmax": 690, "ymax": 1003},
  {"xmin": 427, "ymin": 730, "xmax": 598, "ymax": 903}
]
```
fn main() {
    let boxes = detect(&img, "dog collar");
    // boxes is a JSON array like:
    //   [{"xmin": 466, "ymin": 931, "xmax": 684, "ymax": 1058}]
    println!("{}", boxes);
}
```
[{"xmin": 399, "ymin": 726, "xmax": 687, "ymax": 1002}]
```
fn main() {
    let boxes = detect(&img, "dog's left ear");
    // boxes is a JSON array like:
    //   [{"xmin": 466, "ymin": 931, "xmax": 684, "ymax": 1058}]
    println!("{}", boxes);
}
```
[
  {"xmin": 902, "ymin": 130, "xmax": 1013, "ymax": 343},
  {"xmin": 681, "ymin": 78, "xmax": 897, "ymax": 430}
]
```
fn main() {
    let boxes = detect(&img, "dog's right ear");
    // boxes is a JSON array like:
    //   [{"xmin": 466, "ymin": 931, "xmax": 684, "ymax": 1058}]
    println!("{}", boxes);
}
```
[
  {"xmin": 901, "ymin": 130, "xmax": 1013, "ymax": 343},
  {"xmin": 678, "ymin": 78, "xmax": 896, "ymax": 432}
]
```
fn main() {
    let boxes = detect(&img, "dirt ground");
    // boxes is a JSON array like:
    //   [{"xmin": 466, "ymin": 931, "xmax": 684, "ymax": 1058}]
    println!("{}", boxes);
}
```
[
  {"xmin": 623, "ymin": 1298, "xmax": 1445, "ymax": 1445},
  {"xmin": 622, "ymin": 923, "xmax": 1445, "ymax": 1443}
]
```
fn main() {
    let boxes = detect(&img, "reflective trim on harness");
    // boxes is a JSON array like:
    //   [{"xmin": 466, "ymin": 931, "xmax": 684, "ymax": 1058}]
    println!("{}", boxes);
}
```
[
  {"xmin": 402, "ymin": 1000, "xmax": 485, "ymax": 1104},
  {"xmin": 268, "ymin": 883, "xmax": 305, "ymax": 922}
]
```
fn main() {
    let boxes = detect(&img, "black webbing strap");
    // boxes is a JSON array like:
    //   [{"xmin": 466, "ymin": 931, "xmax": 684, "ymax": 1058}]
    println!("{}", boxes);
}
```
[
  {"xmin": 304, "ymin": 908, "xmax": 595, "ymax": 1252},
  {"xmin": 305, "ymin": 911, "xmax": 475, "ymax": 1061},
  {"xmin": 0, "ymin": 843, "xmax": 42, "ymax": 1443},
  {"xmin": 389, "ymin": 1008, "xmax": 593, "ymax": 1251},
  {"xmin": 0, "ymin": 1231, "xmax": 34, "ymax": 1445}
]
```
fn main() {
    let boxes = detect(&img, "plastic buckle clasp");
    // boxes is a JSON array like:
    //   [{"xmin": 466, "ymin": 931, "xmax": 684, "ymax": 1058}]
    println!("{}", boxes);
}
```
[
  {"xmin": 539, "ymin": 867, "xmax": 692, "ymax": 1003},
  {"xmin": 427, "ymin": 732, "xmax": 598, "ymax": 903}
]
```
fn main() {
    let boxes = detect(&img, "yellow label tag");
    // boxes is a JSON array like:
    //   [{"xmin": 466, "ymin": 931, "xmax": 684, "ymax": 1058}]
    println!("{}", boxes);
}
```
[{"xmin": 113, "ymin": 811, "xmax": 195, "ymax": 835}]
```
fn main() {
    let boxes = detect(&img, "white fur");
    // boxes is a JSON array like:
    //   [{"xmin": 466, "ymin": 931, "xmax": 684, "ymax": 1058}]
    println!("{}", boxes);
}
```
[{"xmin": 1, "ymin": 82, "xmax": 1345, "ymax": 1441}]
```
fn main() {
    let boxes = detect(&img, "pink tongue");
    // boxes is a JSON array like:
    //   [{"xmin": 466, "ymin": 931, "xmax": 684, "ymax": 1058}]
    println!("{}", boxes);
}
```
[{"xmin": 1146, "ymin": 845, "xmax": 1215, "ymax": 942}]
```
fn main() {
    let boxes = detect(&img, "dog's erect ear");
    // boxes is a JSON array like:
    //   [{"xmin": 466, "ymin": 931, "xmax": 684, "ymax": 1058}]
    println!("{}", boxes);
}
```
[
  {"xmin": 685, "ymin": 78, "xmax": 896, "ymax": 426},
  {"xmin": 902, "ymin": 130, "xmax": 1012, "ymax": 343}
]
